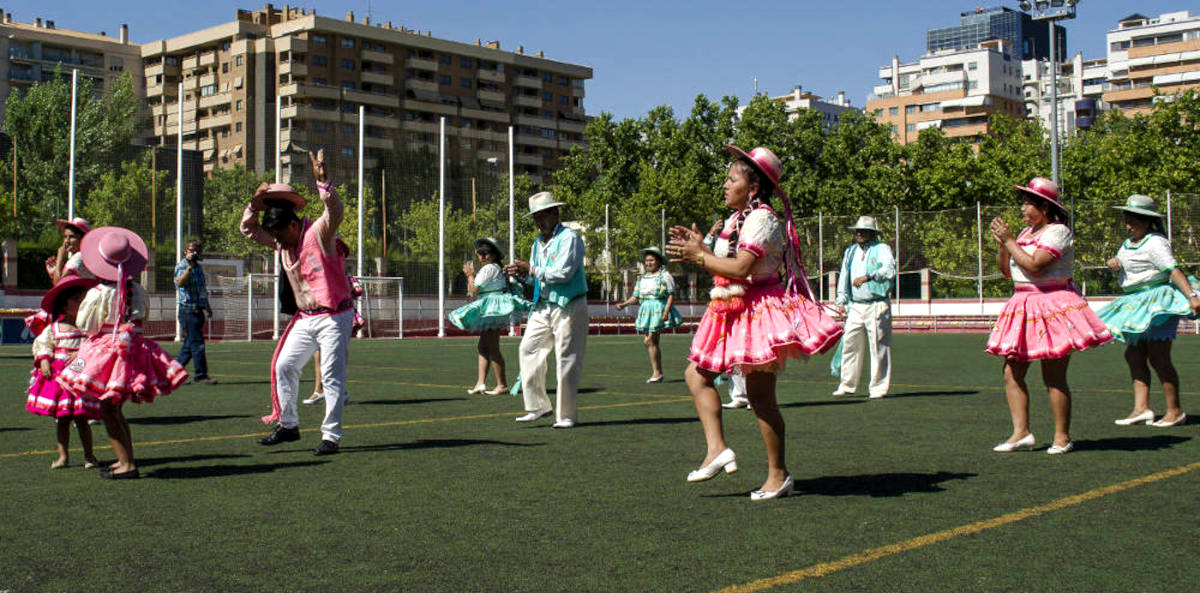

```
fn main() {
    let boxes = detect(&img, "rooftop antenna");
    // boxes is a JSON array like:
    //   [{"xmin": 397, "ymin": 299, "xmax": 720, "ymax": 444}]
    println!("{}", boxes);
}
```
[{"xmin": 753, "ymin": 77, "xmax": 759, "ymax": 95}]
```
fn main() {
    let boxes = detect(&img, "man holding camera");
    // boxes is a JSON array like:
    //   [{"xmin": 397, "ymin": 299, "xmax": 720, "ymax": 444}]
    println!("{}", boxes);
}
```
[{"xmin": 175, "ymin": 239, "xmax": 217, "ymax": 384}]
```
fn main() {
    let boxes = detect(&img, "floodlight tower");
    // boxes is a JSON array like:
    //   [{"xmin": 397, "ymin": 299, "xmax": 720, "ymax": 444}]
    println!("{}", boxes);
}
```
[{"xmin": 1020, "ymin": 0, "xmax": 1079, "ymax": 222}]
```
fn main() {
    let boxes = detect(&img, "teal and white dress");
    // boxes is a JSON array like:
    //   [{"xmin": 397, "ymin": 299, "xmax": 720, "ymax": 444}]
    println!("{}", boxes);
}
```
[
  {"xmin": 449, "ymin": 263, "xmax": 529, "ymax": 332},
  {"xmin": 1097, "ymin": 233, "xmax": 1198, "ymax": 344},
  {"xmin": 633, "ymin": 270, "xmax": 684, "ymax": 334}
]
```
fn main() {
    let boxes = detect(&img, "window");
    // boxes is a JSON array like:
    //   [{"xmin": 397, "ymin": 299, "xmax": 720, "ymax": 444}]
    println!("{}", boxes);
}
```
[
  {"xmin": 920, "ymin": 103, "xmax": 939, "ymax": 113},
  {"xmin": 313, "ymin": 34, "xmax": 328, "ymax": 47},
  {"xmin": 460, "ymin": 78, "xmax": 472, "ymax": 89},
  {"xmin": 542, "ymin": 73, "xmax": 552, "ymax": 82},
  {"xmin": 461, "ymin": 118, "xmax": 473, "ymax": 128},
  {"xmin": 236, "ymin": 122, "xmax": 243, "ymax": 132},
  {"xmin": 559, "ymin": 95, "xmax": 568, "ymax": 105},
  {"xmin": 905, "ymin": 105, "xmax": 916, "ymax": 114},
  {"xmin": 342, "ymin": 81, "xmax": 356, "ymax": 90},
  {"xmin": 888, "ymin": 106, "xmax": 898, "ymax": 116},
  {"xmin": 341, "ymin": 124, "xmax": 355, "ymax": 136},
  {"xmin": 200, "ymin": 84, "xmax": 217, "ymax": 97},
  {"xmin": 557, "ymin": 76, "xmax": 568, "ymax": 86},
  {"xmin": 906, "ymin": 124, "xmax": 916, "ymax": 133},
  {"xmin": 968, "ymin": 61, "xmax": 977, "ymax": 71},
  {"xmin": 439, "ymin": 75, "xmax": 452, "ymax": 85},
  {"xmin": 236, "ymin": 55, "xmax": 243, "ymax": 66},
  {"xmin": 439, "ymin": 54, "xmax": 452, "ymax": 65},
  {"xmin": 340, "ymin": 38, "xmax": 355, "ymax": 48},
  {"xmin": 341, "ymin": 146, "xmax": 355, "ymax": 158},
  {"xmin": 341, "ymin": 59, "xmax": 356, "ymax": 71},
  {"xmin": 542, "ymin": 92, "xmax": 552, "ymax": 102},
  {"xmin": 341, "ymin": 102, "xmax": 357, "ymax": 113},
  {"xmin": 312, "ymin": 55, "xmax": 328, "ymax": 67},
  {"xmin": 461, "ymin": 57, "xmax": 473, "ymax": 68},
  {"xmin": 236, "ymin": 99, "xmax": 243, "ymax": 110},
  {"xmin": 312, "ymin": 122, "xmax": 328, "ymax": 133},
  {"xmin": 312, "ymin": 77, "xmax": 327, "ymax": 86}
]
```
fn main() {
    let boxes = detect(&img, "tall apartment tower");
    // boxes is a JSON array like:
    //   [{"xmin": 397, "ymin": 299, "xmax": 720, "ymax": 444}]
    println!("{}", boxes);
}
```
[
  {"xmin": 927, "ymin": 6, "xmax": 1065, "ymax": 62},
  {"xmin": 867, "ymin": 39, "xmax": 1025, "ymax": 145},
  {"xmin": 1021, "ymin": 53, "xmax": 1107, "ymax": 137},
  {"xmin": 141, "ymin": 4, "xmax": 592, "ymax": 184},
  {"xmin": 1104, "ymin": 11, "xmax": 1200, "ymax": 116},
  {"xmin": 0, "ymin": 8, "xmax": 143, "ymax": 125}
]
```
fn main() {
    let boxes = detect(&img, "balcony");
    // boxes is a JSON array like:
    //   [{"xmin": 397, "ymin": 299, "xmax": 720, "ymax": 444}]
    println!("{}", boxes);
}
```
[
  {"xmin": 405, "ymin": 56, "xmax": 438, "ymax": 71},
  {"xmin": 362, "ymin": 49, "xmax": 394, "ymax": 65},
  {"xmin": 277, "ymin": 36, "xmax": 307, "ymax": 54},
  {"xmin": 279, "ymin": 128, "xmax": 307, "ymax": 146},
  {"xmin": 460, "ymin": 107, "xmax": 510, "ymax": 124},
  {"xmin": 571, "ymin": 86, "xmax": 584, "ymax": 98},
  {"xmin": 281, "ymin": 104, "xmax": 342, "ymax": 123},
  {"xmin": 198, "ymin": 113, "xmax": 233, "ymax": 130},
  {"xmin": 477, "ymin": 89, "xmax": 506, "ymax": 105},
  {"xmin": 364, "ymin": 136, "xmax": 394, "ymax": 150},
  {"xmin": 515, "ymin": 153, "xmax": 543, "ymax": 166},
  {"xmin": 558, "ymin": 138, "xmax": 587, "ymax": 151},
  {"xmin": 182, "ymin": 55, "xmax": 198, "ymax": 69},
  {"xmin": 344, "ymin": 89, "xmax": 400, "ymax": 108},
  {"xmin": 516, "ymin": 133, "xmax": 556, "ymax": 149},
  {"xmin": 279, "ymin": 61, "xmax": 308, "ymax": 77},
  {"xmin": 403, "ymin": 98, "xmax": 457, "ymax": 116},
  {"xmin": 198, "ymin": 73, "xmax": 217, "ymax": 88},
  {"xmin": 558, "ymin": 119, "xmax": 586, "ymax": 134},
  {"xmin": 198, "ymin": 91, "xmax": 232, "ymax": 109},
  {"xmin": 361, "ymin": 70, "xmax": 394, "ymax": 86},
  {"xmin": 146, "ymin": 63, "xmax": 165, "ymax": 77},
  {"xmin": 402, "ymin": 120, "xmax": 442, "ymax": 134},
  {"xmin": 478, "ymin": 69, "xmax": 505, "ymax": 83},
  {"xmin": 407, "ymin": 78, "xmax": 438, "ymax": 93},
  {"xmin": 514, "ymin": 94, "xmax": 541, "ymax": 108},
  {"xmin": 514, "ymin": 74, "xmax": 542, "ymax": 89},
  {"xmin": 365, "ymin": 114, "xmax": 400, "ymax": 129},
  {"xmin": 199, "ymin": 52, "xmax": 217, "ymax": 67},
  {"xmin": 515, "ymin": 114, "xmax": 549, "ymax": 128},
  {"xmin": 198, "ymin": 137, "xmax": 215, "ymax": 151}
]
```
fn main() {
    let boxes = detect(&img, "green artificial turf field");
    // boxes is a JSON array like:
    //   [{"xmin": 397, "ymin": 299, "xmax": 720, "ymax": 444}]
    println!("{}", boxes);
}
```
[{"xmin": 1, "ymin": 333, "xmax": 1197, "ymax": 593}]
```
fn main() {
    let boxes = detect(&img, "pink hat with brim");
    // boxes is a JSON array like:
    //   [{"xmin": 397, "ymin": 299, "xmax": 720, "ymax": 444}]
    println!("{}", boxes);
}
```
[
  {"xmin": 1013, "ymin": 177, "xmax": 1068, "ymax": 214},
  {"xmin": 727, "ymin": 145, "xmax": 787, "ymax": 198},
  {"xmin": 252, "ymin": 183, "xmax": 307, "ymax": 211},
  {"xmin": 54, "ymin": 217, "xmax": 91, "ymax": 235},
  {"xmin": 80, "ymin": 226, "xmax": 148, "ymax": 281},
  {"xmin": 40, "ymin": 275, "xmax": 100, "ymax": 314}
]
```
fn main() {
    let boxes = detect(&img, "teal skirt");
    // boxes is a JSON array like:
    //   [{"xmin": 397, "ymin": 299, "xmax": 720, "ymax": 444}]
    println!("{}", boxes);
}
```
[
  {"xmin": 1097, "ymin": 283, "xmax": 1196, "ymax": 344},
  {"xmin": 635, "ymin": 298, "xmax": 684, "ymax": 334},
  {"xmin": 449, "ymin": 292, "xmax": 529, "ymax": 333}
]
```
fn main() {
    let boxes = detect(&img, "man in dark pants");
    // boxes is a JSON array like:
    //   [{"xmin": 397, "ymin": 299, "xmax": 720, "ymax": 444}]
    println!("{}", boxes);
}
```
[{"xmin": 175, "ymin": 239, "xmax": 217, "ymax": 384}]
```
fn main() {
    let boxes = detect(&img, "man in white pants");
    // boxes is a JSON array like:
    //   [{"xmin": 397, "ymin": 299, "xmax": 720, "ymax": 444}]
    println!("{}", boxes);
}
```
[
  {"xmin": 505, "ymin": 192, "xmax": 588, "ymax": 429},
  {"xmin": 241, "ymin": 149, "xmax": 353, "ymax": 455},
  {"xmin": 833, "ymin": 216, "xmax": 895, "ymax": 399}
]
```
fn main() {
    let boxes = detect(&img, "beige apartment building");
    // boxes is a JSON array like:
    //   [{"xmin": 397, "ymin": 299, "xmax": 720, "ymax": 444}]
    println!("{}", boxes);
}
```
[
  {"xmin": 867, "ymin": 39, "xmax": 1026, "ymax": 145},
  {"xmin": 141, "ymin": 4, "xmax": 591, "ymax": 184},
  {"xmin": 1104, "ymin": 11, "xmax": 1200, "ymax": 116},
  {"xmin": 0, "ymin": 8, "xmax": 144, "ymax": 125}
]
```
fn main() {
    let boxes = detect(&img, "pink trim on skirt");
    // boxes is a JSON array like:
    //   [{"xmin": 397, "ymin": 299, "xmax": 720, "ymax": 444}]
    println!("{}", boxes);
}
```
[
  {"xmin": 26, "ymin": 358, "xmax": 101, "ymax": 420},
  {"xmin": 58, "ymin": 325, "xmax": 188, "ymax": 404},
  {"xmin": 985, "ymin": 286, "xmax": 1113, "ymax": 361},
  {"xmin": 689, "ymin": 283, "xmax": 842, "ymax": 374}
]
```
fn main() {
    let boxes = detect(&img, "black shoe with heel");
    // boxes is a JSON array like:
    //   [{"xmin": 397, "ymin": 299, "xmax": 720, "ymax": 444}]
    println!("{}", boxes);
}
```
[{"xmin": 259, "ymin": 426, "xmax": 301, "ymax": 446}]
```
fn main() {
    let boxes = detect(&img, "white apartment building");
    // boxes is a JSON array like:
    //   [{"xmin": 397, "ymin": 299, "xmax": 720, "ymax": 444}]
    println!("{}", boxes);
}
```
[
  {"xmin": 1022, "ymin": 53, "xmax": 1107, "ymax": 137},
  {"xmin": 737, "ymin": 86, "xmax": 857, "ymax": 131},
  {"xmin": 867, "ymin": 39, "xmax": 1025, "ymax": 144},
  {"xmin": 1105, "ymin": 10, "xmax": 1200, "ymax": 115}
]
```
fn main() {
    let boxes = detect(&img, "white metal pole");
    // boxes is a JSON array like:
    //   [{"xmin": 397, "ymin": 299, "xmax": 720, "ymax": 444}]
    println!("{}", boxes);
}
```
[
  {"xmin": 247, "ymin": 274, "xmax": 254, "ymax": 342},
  {"xmin": 977, "ymin": 201, "xmax": 984, "ymax": 314},
  {"xmin": 357, "ymin": 105, "xmax": 365, "ymax": 277},
  {"xmin": 67, "ymin": 69, "xmax": 78, "ymax": 219},
  {"xmin": 272, "ymin": 97, "xmax": 282, "ymax": 340},
  {"xmin": 817, "ymin": 212, "xmax": 824, "ymax": 300},
  {"xmin": 398, "ymin": 278, "xmax": 404, "ymax": 340},
  {"xmin": 1166, "ymin": 189, "xmax": 1173, "ymax": 241},
  {"xmin": 894, "ymin": 205, "xmax": 900, "ymax": 307},
  {"xmin": 437, "ymin": 116, "xmax": 446, "ymax": 337},
  {"xmin": 660, "ymin": 208, "xmax": 665, "ymax": 252},
  {"xmin": 508, "ymin": 126, "xmax": 515, "ymax": 263},
  {"xmin": 605, "ymin": 203, "xmax": 610, "ymax": 316},
  {"xmin": 1049, "ymin": 22, "xmax": 1060, "ymax": 189},
  {"xmin": 175, "ymin": 83, "xmax": 184, "ymax": 342}
]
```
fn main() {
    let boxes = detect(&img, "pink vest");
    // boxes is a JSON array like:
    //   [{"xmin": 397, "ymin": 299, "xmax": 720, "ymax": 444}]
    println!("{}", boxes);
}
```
[{"xmin": 283, "ymin": 219, "xmax": 351, "ymax": 311}]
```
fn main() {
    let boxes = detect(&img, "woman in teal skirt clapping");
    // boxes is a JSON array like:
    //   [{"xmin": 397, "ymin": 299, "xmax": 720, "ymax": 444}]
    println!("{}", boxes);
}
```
[
  {"xmin": 450, "ymin": 238, "xmax": 529, "ymax": 394},
  {"xmin": 616, "ymin": 247, "xmax": 684, "ymax": 383}
]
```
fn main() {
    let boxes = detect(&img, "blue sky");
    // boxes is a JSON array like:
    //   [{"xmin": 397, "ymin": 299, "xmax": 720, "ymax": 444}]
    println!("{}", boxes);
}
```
[{"xmin": 10, "ymin": 1, "xmax": 1188, "ymax": 119}]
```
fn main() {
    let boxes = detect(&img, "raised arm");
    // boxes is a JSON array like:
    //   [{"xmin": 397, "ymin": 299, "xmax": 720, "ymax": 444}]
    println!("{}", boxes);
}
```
[
  {"xmin": 308, "ymin": 149, "xmax": 343, "ymax": 253},
  {"xmin": 240, "ymin": 183, "xmax": 277, "ymax": 249}
]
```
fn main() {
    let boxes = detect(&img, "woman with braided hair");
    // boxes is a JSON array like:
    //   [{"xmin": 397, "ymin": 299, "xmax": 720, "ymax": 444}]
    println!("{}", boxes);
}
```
[{"xmin": 666, "ymin": 145, "xmax": 841, "ymax": 501}]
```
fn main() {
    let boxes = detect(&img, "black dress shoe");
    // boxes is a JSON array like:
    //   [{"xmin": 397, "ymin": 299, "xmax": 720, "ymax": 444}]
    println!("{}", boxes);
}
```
[
  {"xmin": 98, "ymin": 467, "xmax": 140, "ymax": 479},
  {"xmin": 194, "ymin": 377, "xmax": 218, "ymax": 385},
  {"xmin": 258, "ymin": 426, "xmax": 301, "ymax": 446},
  {"xmin": 313, "ymin": 439, "xmax": 340, "ymax": 456}
]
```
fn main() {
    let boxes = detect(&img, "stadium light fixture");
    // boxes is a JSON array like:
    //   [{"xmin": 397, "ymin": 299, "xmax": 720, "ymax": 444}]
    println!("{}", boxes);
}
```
[{"xmin": 1021, "ymin": 0, "xmax": 1079, "ymax": 223}]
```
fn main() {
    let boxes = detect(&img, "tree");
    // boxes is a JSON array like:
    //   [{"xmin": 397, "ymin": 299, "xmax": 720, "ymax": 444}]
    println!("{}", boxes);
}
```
[{"xmin": 80, "ymin": 151, "xmax": 170, "ymax": 238}]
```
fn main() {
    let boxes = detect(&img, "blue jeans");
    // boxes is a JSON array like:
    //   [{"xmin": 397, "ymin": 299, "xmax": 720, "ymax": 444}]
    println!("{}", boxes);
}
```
[{"xmin": 176, "ymin": 306, "xmax": 209, "ymax": 379}]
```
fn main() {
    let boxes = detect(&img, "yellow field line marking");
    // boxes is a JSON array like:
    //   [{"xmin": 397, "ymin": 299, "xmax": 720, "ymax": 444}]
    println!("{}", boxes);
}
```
[
  {"xmin": 707, "ymin": 460, "xmax": 1200, "ymax": 593},
  {"xmin": 0, "ymin": 397, "xmax": 687, "ymax": 459}
]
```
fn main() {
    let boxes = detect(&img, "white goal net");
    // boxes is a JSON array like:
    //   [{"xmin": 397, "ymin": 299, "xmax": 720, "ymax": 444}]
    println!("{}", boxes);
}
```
[{"xmin": 212, "ymin": 274, "xmax": 404, "ymax": 341}]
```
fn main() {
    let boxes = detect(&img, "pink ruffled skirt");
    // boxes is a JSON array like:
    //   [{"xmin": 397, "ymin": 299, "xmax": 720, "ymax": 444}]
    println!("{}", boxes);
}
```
[
  {"xmin": 985, "ymin": 285, "xmax": 1113, "ymax": 362},
  {"xmin": 689, "ymin": 283, "xmax": 842, "ymax": 374},
  {"xmin": 26, "ymin": 358, "xmax": 101, "ymax": 420},
  {"xmin": 58, "ymin": 325, "xmax": 189, "ymax": 404}
]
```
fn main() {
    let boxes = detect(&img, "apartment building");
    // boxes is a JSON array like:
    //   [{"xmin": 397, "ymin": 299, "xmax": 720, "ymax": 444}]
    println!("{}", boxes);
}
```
[
  {"xmin": 927, "ymin": 5, "xmax": 1065, "ymax": 62},
  {"xmin": 738, "ymin": 86, "xmax": 857, "ymax": 131},
  {"xmin": 1104, "ymin": 11, "xmax": 1200, "ymax": 116},
  {"xmin": 141, "ymin": 4, "xmax": 591, "ymax": 184},
  {"xmin": 867, "ymin": 39, "xmax": 1025, "ymax": 145},
  {"xmin": 1022, "ymin": 53, "xmax": 1107, "ymax": 136},
  {"xmin": 0, "ymin": 8, "xmax": 143, "ymax": 125}
]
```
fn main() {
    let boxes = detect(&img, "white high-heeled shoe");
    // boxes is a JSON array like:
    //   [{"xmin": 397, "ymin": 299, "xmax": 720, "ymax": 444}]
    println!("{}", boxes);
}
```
[
  {"xmin": 1151, "ymin": 413, "xmax": 1187, "ymax": 427},
  {"xmin": 1114, "ymin": 409, "xmax": 1155, "ymax": 426},
  {"xmin": 750, "ymin": 475, "xmax": 794, "ymax": 501},
  {"xmin": 687, "ymin": 448, "xmax": 737, "ymax": 482},
  {"xmin": 466, "ymin": 384, "xmax": 488, "ymax": 394},
  {"xmin": 992, "ymin": 433, "xmax": 1035, "ymax": 452}
]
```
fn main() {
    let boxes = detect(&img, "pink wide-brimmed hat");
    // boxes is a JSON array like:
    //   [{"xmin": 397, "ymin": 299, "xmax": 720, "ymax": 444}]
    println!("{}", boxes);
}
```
[
  {"xmin": 40, "ymin": 275, "xmax": 100, "ymax": 315},
  {"xmin": 1013, "ymin": 177, "xmax": 1067, "ymax": 214},
  {"xmin": 727, "ymin": 145, "xmax": 787, "ymax": 198},
  {"xmin": 80, "ymin": 226, "xmax": 148, "ymax": 281},
  {"xmin": 251, "ymin": 182, "xmax": 307, "ymax": 211},
  {"xmin": 54, "ymin": 217, "xmax": 91, "ymax": 235}
]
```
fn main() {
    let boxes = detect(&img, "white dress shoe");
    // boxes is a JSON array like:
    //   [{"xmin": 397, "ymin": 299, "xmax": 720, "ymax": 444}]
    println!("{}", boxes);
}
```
[
  {"xmin": 645, "ymin": 376, "xmax": 664, "ymax": 383},
  {"xmin": 722, "ymin": 398, "xmax": 749, "ymax": 409},
  {"xmin": 831, "ymin": 389, "xmax": 853, "ymax": 397},
  {"xmin": 1151, "ymin": 413, "xmax": 1187, "ymax": 427},
  {"xmin": 992, "ymin": 433, "xmax": 1035, "ymax": 452},
  {"xmin": 1114, "ymin": 409, "xmax": 1155, "ymax": 426},
  {"xmin": 868, "ymin": 393, "xmax": 886, "ymax": 399},
  {"xmin": 750, "ymin": 475, "xmax": 794, "ymax": 501},
  {"xmin": 466, "ymin": 384, "xmax": 488, "ymax": 394},
  {"xmin": 686, "ymin": 448, "xmax": 738, "ymax": 482},
  {"xmin": 551, "ymin": 419, "xmax": 575, "ymax": 429},
  {"xmin": 484, "ymin": 386, "xmax": 508, "ymax": 395},
  {"xmin": 515, "ymin": 408, "xmax": 551, "ymax": 423},
  {"xmin": 302, "ymin": 392, "xmax": 323, "ymax": 404},
  {"xmin": 1046, "ymin": 441, "xmax": 1075, "ymax": 455}
]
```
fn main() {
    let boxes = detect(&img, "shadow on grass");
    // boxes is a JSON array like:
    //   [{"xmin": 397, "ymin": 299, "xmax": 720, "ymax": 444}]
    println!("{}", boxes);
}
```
[
  {"xmin": 135, "ymin": 453, "xmax": 253, "ymax": 467},
  {"xmin": 0, "ymin": 427, "xmax": 32, "ymax": 433},
  {"xmin": 781, "ymin": 400, "xmax": 865, "ymax": 409},
  {"xmin": 547, "ymin": 387, "xmax": 604, "ymax": 395},
  {"xmin": 889, "ymin": 390, "xmax": 980, "ymax": 398},
  {"xmin": 572, "ymin": 417, "xmax": 696, "ymax": 428},
  {"xmin": 1074, "ymin": 435, "xmax": 1190, "ymax": 452},
  {"xmin": 128, "ymin": 414, "xmax": 251, "ymax": 426},
  {"xmin": 338, "ymin": 439, "xmax": 543, "ymax": 454},
  {"xmin": 355, "ymin": 397, "xmax": 468, "ymax": 406},
  {"xmin": 704, "ymin": 471, "xmax": 975, "ymax": 499},
  {"xmin": 208, "ymin": 380, "xmax": 271, "ymax": 386},
  {"xmin": 147, "ymin": 460, "xmax": 329, "ymax": 479}
]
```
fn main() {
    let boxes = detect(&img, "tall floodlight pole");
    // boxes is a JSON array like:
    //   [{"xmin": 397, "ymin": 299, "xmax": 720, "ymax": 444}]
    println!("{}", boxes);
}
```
[
  {"xmin": 1021, "ymin": 0, "xmax": 1079, "ymax": 223},
  {"xmin": 273, "ymin": 96, "xmax": 282, "ymax": 340},
  {"xmin": 437, "ymin": 117, "xmax": 446, "ymax": 337},
  {"xmin": 357, "ymin": 105, "xmax": 365, "ymax": 276},
  {"xmin": 508, "ymin": 126, "xmax": 515, "ymax": 264},
  {"xmin": 67, "ymin": 69, "xmax": 78, "ymax": 219},
  {"xmin": 175, "ymin": 83, "xmax": 185, "ymax": 342}
]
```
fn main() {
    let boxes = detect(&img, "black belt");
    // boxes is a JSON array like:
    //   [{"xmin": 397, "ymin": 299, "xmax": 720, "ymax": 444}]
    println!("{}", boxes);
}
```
[{"xmin": 300, "ymin": 299, "xmax": 354, "ymax": 316}]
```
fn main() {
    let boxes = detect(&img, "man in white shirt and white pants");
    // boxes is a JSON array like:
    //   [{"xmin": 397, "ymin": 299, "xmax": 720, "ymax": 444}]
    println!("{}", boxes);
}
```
[{"xmin": 833, "ymin": 216, "xmax": 895, "ymax": 399}]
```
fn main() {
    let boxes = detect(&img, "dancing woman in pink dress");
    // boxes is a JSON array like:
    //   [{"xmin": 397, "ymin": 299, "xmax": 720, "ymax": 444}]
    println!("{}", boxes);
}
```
[
  {"xmin": 986, "ymin": 178, "xmax": 1112, "ymax": 455},
  {"xmin": 666, "ymin": 145, "xmax": 841, "ymax": 500}
]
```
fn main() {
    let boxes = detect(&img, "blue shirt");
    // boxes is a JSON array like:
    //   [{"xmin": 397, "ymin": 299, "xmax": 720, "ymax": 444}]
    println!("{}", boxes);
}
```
[
  {"xmin": 836, "ymin": 241, "xmax": 895, "ymax": 305},
  {"xmin": 175, "ymin": 259, "xmax": 209, "ymax": 308}
]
